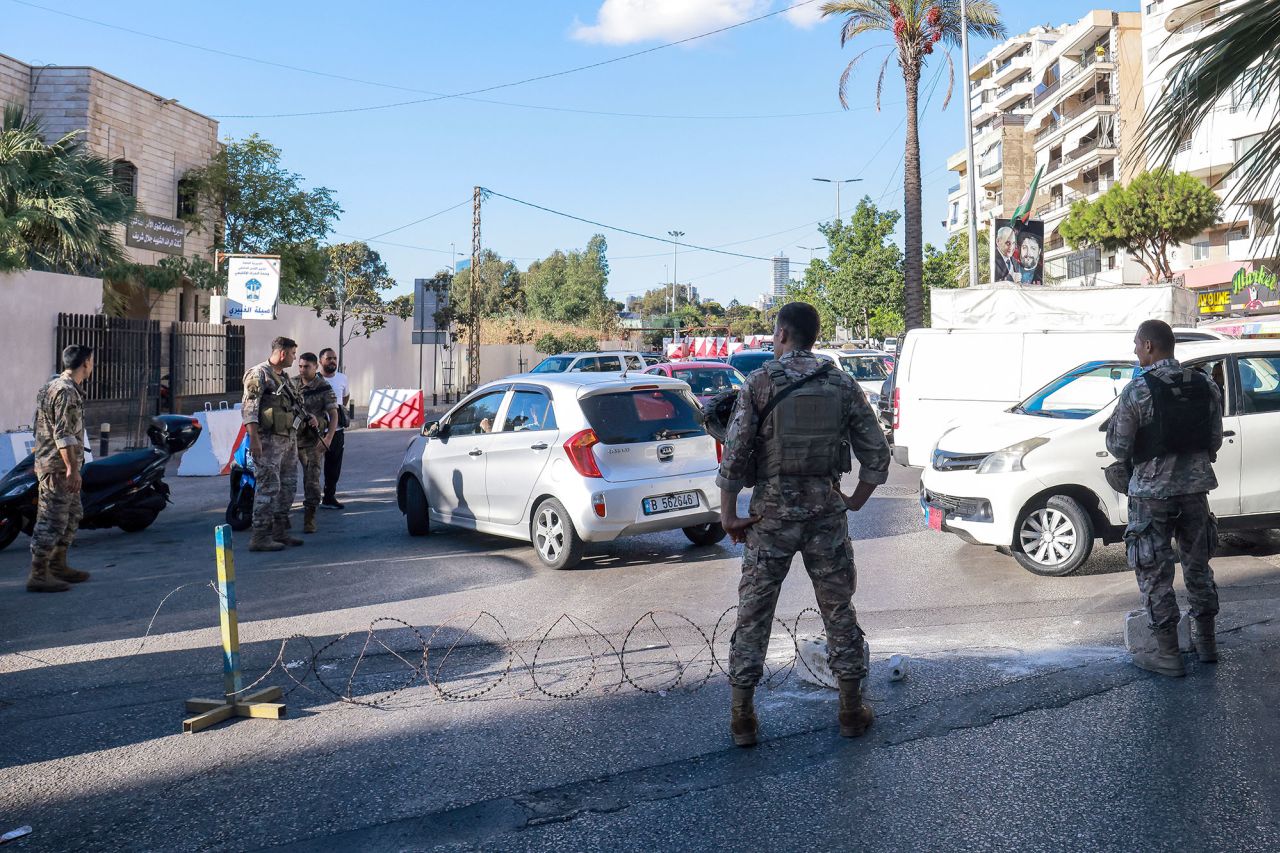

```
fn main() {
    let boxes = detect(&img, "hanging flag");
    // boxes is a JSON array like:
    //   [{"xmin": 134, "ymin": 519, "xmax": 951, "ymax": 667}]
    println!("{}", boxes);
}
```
[{"xmin": 1011, "ymin": 165, "xmax": 1044, "ymax": 225}]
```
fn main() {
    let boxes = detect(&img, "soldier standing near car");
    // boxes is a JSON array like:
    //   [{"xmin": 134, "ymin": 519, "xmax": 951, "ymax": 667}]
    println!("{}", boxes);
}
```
[
  {"xmin": 1106, "ymin": 319, "xmax": 1223, "ymax": 677},
  {"xmin": 242, "ymin": 336, "xmax": 304, "ymax": 552},
  {"xmin": 27, "ymin": 345, "xmax": 95, "ymax": 592},
  {"xmin": 717, "ymin": 302, "xmax": 890, "ymax": 747},
  {"xmin": 293, "ymin": 352, "xmax": 338, "ymax": 534}
]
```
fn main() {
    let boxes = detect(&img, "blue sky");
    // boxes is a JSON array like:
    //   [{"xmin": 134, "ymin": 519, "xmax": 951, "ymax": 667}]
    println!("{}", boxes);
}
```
[{"xmin": 3, "ymin": 0, "xmax": 1130, "ymax": 305}]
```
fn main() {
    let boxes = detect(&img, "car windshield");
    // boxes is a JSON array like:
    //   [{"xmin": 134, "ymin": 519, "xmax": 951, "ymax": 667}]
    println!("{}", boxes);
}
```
[
  {"xmin": 579, "ymin": 390, "xmax": 706, "ymax": 444},
  {"xmin": 1014, "ymin": 361, "xmax": 1138, "ymax": 419},
  {"xmin": 730, "ymin": 352, "xmax": 772, "ymax": 374},
  {"xmin": 672, "ymin": 367, "xmax": 743, "ymax": 396},
  {"xmin": 837, "ymin": 356, "xmax": 888, "ymax": 382},
  {"xmin": 530, "ymin": 355, "xmax": 575, "ymax": 374}
]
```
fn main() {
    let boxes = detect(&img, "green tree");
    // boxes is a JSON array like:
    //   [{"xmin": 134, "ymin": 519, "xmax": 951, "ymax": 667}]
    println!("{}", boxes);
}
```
[
  {"xmin": 821, "ymin": 0, "xmax": 1004, "ymax": 331},
  {"xmin": 924, "ymin": 227, "xmax": 988, "ymax": 290},
  {"xmin": 181, "ymin": 133, "xmax": 341, "ymax": 304},
  {"xmin": 314, "ymin": 242, "xmax": 410, "ymax": 369},
  {"xmin": 0, "ymin": 105, "xmax": 135, "ymax": 273},
  {"xmin": 525, "ymin": 234, "xmax": 611, "ymax": 323},
  {"xmin": 450, "ymin": 249, "xmax": 524, "ymax": 319},
  {"xmin": 1060, "ymin": 170, "xmax": 1220, "ymax": 283}
]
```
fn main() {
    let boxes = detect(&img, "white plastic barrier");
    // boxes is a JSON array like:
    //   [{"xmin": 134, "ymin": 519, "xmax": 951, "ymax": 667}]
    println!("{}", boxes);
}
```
[
  {"xmin": 368, "ymin": 389, "xmax": 424, "ymax": 429},
  {"xmin": 177, "ymin": 405, "xmax": 246, "ymax": 477},
  {"xmin": 0, "ymin": 429, "xmax": 93, "ymax": 473}
]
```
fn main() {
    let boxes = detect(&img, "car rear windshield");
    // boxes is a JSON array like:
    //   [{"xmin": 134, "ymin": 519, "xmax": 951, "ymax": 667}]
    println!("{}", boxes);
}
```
[
  {"xmin": 530, "ymin": 355, "xmax": 574, "ymax": 373},
  {"xmin": 672, "ymin": 367, "xmax": 743, "ymax": 396},
  {"xmin": 580, "ymin": 390, "xmax": 706, "ymax": 444},
  {"xmin": 730, "ymin": 352, "xmax": 772, "ymax": 374}
]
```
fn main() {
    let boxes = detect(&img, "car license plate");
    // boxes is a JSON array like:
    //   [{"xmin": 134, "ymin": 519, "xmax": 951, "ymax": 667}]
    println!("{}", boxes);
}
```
[
  {"xmin": 643, "ymin": 491, "xmax": 699, "ymax": 515},
  {"xmin": 922, "ymin": 501, "xmax": 944, "ymax": 531}
]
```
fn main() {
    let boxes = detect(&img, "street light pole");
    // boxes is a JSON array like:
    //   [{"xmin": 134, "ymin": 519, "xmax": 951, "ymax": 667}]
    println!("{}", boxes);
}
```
[
  {"xmin": 961, "ymin": 0, "xmax": 980, "ymax": 288},
  {"xmin": 812, "ymin": 177, "xmax": 862, "ymax": 222},
  {"xmin": 798, "ymin": 245, "xmax": 823, "ymax": 262},
  {"xmin": 668, "ymin": 230, "xmax": 684, "ymax": 312}
]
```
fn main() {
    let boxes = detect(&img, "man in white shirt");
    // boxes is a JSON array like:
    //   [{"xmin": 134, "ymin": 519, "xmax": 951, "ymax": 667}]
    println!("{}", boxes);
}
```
[{"xmin": 318, "ymin": 348, "xmax": 350, "ymax": 509}]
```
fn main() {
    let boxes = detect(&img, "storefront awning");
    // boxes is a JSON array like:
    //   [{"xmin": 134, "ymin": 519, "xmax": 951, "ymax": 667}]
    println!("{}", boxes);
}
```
[
  {"xmin": 1201, "ymin": 314, "xmax": 1280, "ymax": 337},
  {"xmin": 1177, "ymin": 260, "xmax": 1253, "ymax": 290}
]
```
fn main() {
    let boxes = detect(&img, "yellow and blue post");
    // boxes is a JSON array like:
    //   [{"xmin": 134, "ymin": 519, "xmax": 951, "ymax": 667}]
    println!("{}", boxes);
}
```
[{"xmin": 215, "ymin": 523, "xmax": 244, "ymax": 700}]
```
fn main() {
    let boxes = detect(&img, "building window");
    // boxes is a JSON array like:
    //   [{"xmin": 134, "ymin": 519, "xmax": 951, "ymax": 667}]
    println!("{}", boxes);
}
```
[
  {"xmin": 1192, "ymin": 240, "xmax": 1210, "ymax": 261},
  {"xmin": 1107, "ymin": 254, "xmax": 1117, "ymax": 271},
  {"xmin": 177, "ymin": 177, "xmax": 199, "ymax": 218},
  {"xmin": 112, "ymin": 160, "xmax": 137, "ymax": 198},
  {"xmin": 1235, "ymin": 132, "xmax": 1263, "ymax": 162}
]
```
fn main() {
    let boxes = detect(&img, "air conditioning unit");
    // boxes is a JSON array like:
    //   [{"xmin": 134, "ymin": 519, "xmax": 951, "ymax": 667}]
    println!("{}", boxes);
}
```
[{"xmin": 984, "ymin": 190, "xmax": 998, "ymax": 200}]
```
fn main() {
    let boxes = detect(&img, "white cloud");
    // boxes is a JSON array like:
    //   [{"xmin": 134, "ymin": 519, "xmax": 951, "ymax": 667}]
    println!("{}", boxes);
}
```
[
  {"xmin": 571, "ymin": 0, "xmax": 769, "ymax": 45},
  {"xmin": 782, "ymin": 1, "xmax": 824, "ymax": 29}
]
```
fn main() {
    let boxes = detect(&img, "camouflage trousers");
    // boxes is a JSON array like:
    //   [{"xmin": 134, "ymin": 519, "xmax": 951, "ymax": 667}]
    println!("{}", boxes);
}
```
[
  {"xmin": 252, "ymin": 432, "xmax": 297, "ymax": 533},
  {"xmin": 729, "ymin": 512, "xmax": 868, "ymax": 687},
  {"xmin": 297, "ymin": 442, "xmax": 325, "ymax": 510},
  {"xmin": 1125, "ymin": 494, "xmax": 1219, "ymax": 633},
  {"xmin": 30, "ymin": 469, "xmax": 83, "ymax": 563}
]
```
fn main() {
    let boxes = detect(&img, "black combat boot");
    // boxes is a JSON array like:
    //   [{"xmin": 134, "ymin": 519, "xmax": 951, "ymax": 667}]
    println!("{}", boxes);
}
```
[
  {"xmin": 1191, "ymin": 616, "xmax": 1218, "ymax": 663},
  {"xmin": 730, "ymin": 685, "xmax": 759, "ymax": 747},
  {"xmin": 838, "ymin": 679, "xmax": 874, "ymax": 737},
  {"xmin": 1132, "ymin": 627, "xmax": 1186, "ymax": 677}
]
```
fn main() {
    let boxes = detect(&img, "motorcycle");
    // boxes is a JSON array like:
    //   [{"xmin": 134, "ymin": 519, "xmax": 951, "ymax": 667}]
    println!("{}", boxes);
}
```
[
  {"xmin": 225, "ymin": 430, "xmax": 255, "ymax": 531},
  {"xmin": 0, "ymin": 414, "xmax": 202, "ymax": 551}
]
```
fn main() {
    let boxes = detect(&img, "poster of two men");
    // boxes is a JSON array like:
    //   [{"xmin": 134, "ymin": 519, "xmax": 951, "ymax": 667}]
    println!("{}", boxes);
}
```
[{"xmin": 993, "ymin": 218, "xmax": 1045, "ymax": 286}]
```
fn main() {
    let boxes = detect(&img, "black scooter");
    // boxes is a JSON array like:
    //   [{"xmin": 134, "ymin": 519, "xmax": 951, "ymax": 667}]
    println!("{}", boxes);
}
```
[{"xmin": 0, "ymin": 414, "xmax": 201, "ymax": 551}]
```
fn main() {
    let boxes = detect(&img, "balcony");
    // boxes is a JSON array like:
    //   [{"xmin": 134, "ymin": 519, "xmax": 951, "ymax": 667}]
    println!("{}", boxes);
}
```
[
  {"xmin": 1035, "ymin": 93, "xmax": 1115, "ymax": 142},
  {"xmin": 979, "ymin": 161, "xmax": 1002, "ymax": 178},
  {"xmin": 1033, "ymin": 78, "xmax": 1061, "ymax": 108},
  {"xmin": 1230, "ymin": 234, "xmax": 1259, "ymax": 262},
  {"xmin": 948, "ymin": 183, "xmax": 962, "ymax": 195},
  {"xmin": 1046, "ymin": 138, "xmax": 1118, "ymax": 176}
]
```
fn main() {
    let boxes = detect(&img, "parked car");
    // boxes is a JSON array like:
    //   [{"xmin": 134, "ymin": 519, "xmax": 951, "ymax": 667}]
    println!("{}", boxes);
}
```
[
  {"xmin": 812, "ymin": 348, "xmax": 891, "ymax": 405},
  {"xmin": 529, "ymin": 351, "xmax": 646, "ymax": 374},
  {"xmin": 397, "ymin": 373, "xmax": 726, "ymax": 569},
  {"xmin": 644, "ymin": 361, "xmax": 745, "ymax": 404},
  {"xmin": 641, "ymin": 352, "xmax": 666, "ymax": 366},
  {"xmin": 883, "ymin": 336, "xmax": 899, "ymax": 354},
  {"xmin": 920, "ymin": 340, "xmax": 1280, "ymax": 577},
  {"xmin": 728, "ymin": 348, "xmax": 774, "ymax": 377}
]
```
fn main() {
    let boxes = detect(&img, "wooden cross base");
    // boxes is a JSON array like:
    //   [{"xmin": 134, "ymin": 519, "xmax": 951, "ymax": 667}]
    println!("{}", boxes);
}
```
[{"xmin": 182, "ymin": 686, "xmax": 286, "ymax": 734}]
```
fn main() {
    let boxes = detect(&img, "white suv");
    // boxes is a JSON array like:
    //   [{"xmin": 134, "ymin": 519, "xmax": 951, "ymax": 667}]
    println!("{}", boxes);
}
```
[
  {"xmin": 920, "ymin": 340, "xmax": 1280, "ymax": 576},
  {"xmin": 529, "ymin": 351, "xmax": 646, "ymax": 374},
  {"xmin": 396, "ymin": 373, "xmax": 725, "ymax": 569}
]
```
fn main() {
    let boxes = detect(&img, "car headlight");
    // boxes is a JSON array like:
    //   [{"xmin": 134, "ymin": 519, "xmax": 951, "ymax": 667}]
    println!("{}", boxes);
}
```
[
  {"xmin": 976, "ymin": 437, "xmax": 1049, "ymax": 475},
  {"xmin": 2, "ymin": 483, "xmax": 26, "ymax": 498}
]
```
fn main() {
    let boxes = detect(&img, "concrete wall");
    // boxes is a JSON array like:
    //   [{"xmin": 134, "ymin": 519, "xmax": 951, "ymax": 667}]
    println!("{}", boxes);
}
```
[
  {"xmin": 0, "ymin": 54, "xmax": 31, "ymax": 108},
  {"xmin": 0, "ymin": 271, "xmax": 105, "ymax": 432}
]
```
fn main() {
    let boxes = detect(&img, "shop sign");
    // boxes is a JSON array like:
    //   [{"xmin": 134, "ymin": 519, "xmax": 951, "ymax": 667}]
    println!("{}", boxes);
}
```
[
  {"xmin": 1230, "ymin": 266, "xmax": 1280, "ymax": 313},
  {"xmin": 1198, "ymin": 289, "xmax": 1230, "ymax": 316}
]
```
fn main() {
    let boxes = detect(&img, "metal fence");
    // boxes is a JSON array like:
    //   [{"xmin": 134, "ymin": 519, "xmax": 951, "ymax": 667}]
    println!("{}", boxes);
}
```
[
  {"xmin": 55, "ymin": 313, "xmax": 161, "ymax": 402},
  {"xmin": 171, "ymin": 322, "xmax": 245, "ymax": 398}
]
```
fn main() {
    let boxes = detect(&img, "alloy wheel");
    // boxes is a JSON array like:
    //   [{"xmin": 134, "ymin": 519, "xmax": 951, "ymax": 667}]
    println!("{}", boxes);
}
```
[{"xmin": 535, "ymin": 506, "xmax": 564, "ymax": 562}]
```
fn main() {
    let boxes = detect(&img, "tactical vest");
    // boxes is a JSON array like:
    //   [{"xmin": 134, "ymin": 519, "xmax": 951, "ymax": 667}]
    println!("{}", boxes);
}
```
[
  {"xmin": 258, "ymin": 367, "xmax": 301, "ymax": 436},
  {"xmin": 755, "ymin": 361, "xmax": 850, "ymax": 481},
  {"xmin": 1132, "ymin": 369, "xmax": 1215, "ymax": 464}
]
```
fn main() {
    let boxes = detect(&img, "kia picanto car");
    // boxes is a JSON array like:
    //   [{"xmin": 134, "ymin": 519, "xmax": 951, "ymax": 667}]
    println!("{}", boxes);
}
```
[{"xmin": 396, "ymin": 373, "xmax": 726, "ymax": 569}]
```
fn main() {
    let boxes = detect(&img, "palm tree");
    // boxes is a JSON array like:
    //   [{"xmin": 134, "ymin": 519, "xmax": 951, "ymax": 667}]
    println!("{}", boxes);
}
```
[
  {"xmin": 1141, "ymin": 1, "xmax": 1280, "ymax": 255},
  {"xmin": 0, "ymin": 104, "xmax": 134, "ymax": 274},
  {"xmin": 821, "ymin": 1, "xmax": 1003, "ymax": 330}
]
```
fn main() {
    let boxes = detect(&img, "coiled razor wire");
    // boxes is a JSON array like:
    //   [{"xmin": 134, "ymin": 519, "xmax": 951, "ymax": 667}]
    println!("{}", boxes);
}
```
[{"xmin": 1, "ymin": 579, "xmax": 840, "ymax": 711}]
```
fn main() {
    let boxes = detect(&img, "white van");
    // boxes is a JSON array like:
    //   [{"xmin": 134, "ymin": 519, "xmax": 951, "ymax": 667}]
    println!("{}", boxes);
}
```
[
  {"xmin": 919, "ymin": 340, "xmax": 1280, "ymax": 576},
  {"xmin": 891, "ymin": 329, "xmax": 1137, "ymax": 468}
]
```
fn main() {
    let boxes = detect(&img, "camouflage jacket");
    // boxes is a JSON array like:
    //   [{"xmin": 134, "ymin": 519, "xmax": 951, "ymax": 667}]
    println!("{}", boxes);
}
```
[
  {"xmin": 1106, "ymin": 358, "xmax": 1222, "ymax": 498},
  {"xmin": 241, "ymin": 361, "xmax": 300, "ymax": 429},
  {"xmin": 32, "ymin": 371, "xmax": 86, "ymax": 474},
  {"xmin": 717, "ymin": 350, "xmax": 890, "ymax": 519},
  {"xmin": 293, "ymin": 375, "xmax": 338, "ymax": 448}
]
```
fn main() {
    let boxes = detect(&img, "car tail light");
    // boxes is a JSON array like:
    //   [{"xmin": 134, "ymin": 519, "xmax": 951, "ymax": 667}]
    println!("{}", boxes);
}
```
[
  {"xmin": 892, "ymin": 387, "xmax": 901, "ymax": 430},
  {"xmin": 592, "ymin": 492, "xmax": 607, "ymax": 517},
  {"xmin": 564, "ymin": 429, "xmax": 603, "ymax": 478},
  {"xmin": 715, "ymin": 441, "xmax": 723, "ymax": 463}
]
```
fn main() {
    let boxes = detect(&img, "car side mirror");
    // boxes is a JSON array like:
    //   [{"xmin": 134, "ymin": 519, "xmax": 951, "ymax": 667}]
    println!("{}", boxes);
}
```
[{"xmin": 423, "ymin": 420, "xmax": 443, "ymax": 439}]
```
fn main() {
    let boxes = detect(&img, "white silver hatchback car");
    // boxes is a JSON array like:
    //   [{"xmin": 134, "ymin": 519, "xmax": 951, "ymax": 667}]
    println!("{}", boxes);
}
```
[{"xmin": 396, "ymin": 373, "xmax": 726, "ymax": 568}]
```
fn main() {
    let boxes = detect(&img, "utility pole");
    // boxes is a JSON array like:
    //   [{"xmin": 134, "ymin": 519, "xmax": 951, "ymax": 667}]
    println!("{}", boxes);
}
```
[
  {"xmin": 812, "ymin": 177, "xmax": 862, "ymax": 222},
  {"xmin": 668, "ymin": 230, "xmax": 684, "ymax": 313},
  {"xmin": 961, "ymin": 0, "xmax": 980, "ymax": 288},
  {"xmin": 798, "ymin": 245, "xmax": 823, "ymax": 262},
  {"xmin": 468, "ymin": 186, "xmax": 481, "ymax": 392}
]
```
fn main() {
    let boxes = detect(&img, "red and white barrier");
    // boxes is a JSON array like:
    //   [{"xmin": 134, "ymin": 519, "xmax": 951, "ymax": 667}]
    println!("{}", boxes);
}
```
[
  {"xmin": 177, "ymin": 407, "xmax": 246, "ymax": 477},
  {"xmin": 368, "ymin": 388, "xmax": 424, "ymax": 429}
]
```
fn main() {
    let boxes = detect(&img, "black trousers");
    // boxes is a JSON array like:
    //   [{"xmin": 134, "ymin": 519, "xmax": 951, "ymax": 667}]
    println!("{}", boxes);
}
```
[{"xmin": 323, "ymin": 430, "xmax": 345, "ymax": 501}]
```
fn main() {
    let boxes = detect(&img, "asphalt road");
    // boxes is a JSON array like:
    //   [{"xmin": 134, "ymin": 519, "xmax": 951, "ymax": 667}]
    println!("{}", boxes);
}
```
[{"xmin": 1, "ymin": 428, "xmax": 1277, "ymax": 852}]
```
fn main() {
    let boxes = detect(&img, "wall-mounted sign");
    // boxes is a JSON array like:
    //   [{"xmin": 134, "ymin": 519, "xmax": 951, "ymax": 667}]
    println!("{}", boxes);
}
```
[
  {"xmin": 1230, "ymin": 266, "xmax": 1279, "ymax": 313},
  {"xmin": 1198, "ymin": 288, "xmax": 1231, "ymax": 316},
  {"xmin": 125, "ymin": 213, "xmax": 185, "ymax": 255},
  {"xmin": 992, "ymin": 218, "xmax": 1044, "ymax": 285},
  {"xmin": 225, "ymin": 256, "xmax": 280, "ymax": 321}
]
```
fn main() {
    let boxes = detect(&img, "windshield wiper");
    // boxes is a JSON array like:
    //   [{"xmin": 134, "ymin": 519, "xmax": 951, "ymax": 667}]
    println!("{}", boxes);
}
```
[{"xmin": 654, "ymin": 428, "xmax": 701, "ymax": 440}]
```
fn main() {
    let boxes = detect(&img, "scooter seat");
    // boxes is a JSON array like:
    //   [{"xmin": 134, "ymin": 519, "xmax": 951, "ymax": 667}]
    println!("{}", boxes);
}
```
[{"xmin": 81, "ymin": 449, "xmax": 161, "ymax": 489}]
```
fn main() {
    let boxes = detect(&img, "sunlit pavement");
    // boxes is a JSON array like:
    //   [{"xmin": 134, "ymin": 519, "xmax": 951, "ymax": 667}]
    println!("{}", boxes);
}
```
[{"xmin": 1, "ymin": 429, "xmax": 1277, "ymax": 851}]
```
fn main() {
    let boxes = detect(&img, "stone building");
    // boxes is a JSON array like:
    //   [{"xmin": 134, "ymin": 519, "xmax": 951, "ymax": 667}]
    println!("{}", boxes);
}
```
[{"xmin": 0, "ymin": 52, "xmax": 220, "ymax": 323}]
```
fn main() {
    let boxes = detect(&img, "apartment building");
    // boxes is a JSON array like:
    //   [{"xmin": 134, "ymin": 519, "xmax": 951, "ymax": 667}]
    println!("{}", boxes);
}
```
[
  {"xmin": 1142, "ymin": 0, "xmax": 1277, "ymax": 319},
  {"xmin": 0, "ymin": 53, "xmax": 220, "ymax": 323},
  {"xmin": 945, "ymin": 26, "xmax": 1064, "ymax": 235},
  {"xmin": 1027, "ymin": 10, "xmax": 1145, "ymax": 283}
]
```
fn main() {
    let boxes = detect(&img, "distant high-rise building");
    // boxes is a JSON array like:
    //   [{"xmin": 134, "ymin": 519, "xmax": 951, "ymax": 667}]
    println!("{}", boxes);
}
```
[
  {"xmin": 752, "ymin": 293, "xmax": 774, "ymax": 312},
  {"xmin": 772, "ymin": 255, "xmax": 790, "ymax": 301}
]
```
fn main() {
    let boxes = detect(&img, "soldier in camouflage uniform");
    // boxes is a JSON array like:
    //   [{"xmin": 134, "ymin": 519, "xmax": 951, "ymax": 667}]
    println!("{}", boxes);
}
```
[
  {"xmin": 717, "ymin": 302, "xmax": 890, "ymax": 746},
  {"xmin": 293, "ymin": 353, "xmax": 338, "ymax": 534},
  {"xmin": 28, "ymin": 345, "xmax": 95, "ymax": 592},
  {"xmin": 242, "ymin": 337, "xmax": 304, "ymax": 552},
  {"xmin": 1106, "ymin": 320, "xmax": 1223, "ymax": 677}
]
